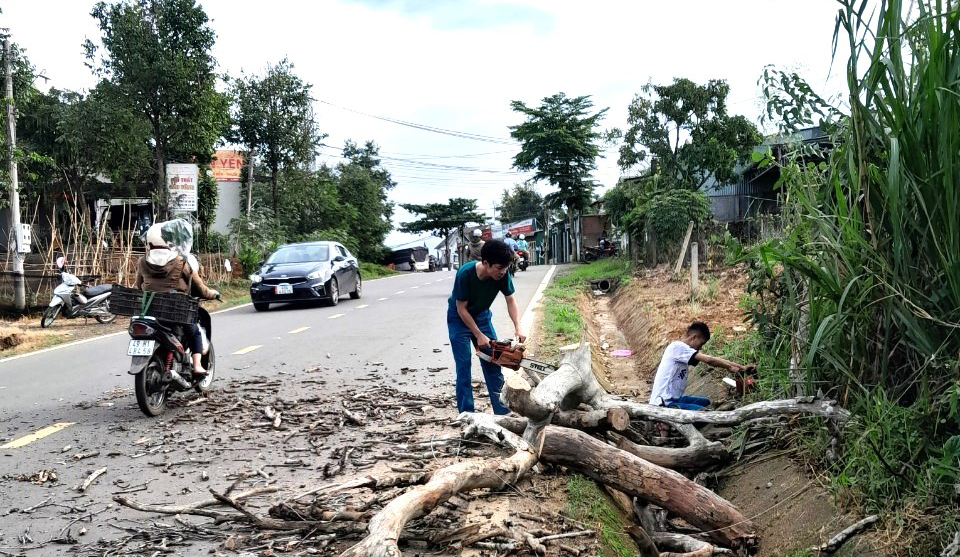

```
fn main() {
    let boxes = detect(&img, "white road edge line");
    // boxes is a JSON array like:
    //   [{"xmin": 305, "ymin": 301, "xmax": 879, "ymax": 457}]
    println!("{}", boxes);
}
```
[
  {"xmin": 0, "ymin": 273, "xmax": 410, "ymax": 365},
  {"xmin": 519, "ymin": 265, "xmax": 557, "ymax": 336}
]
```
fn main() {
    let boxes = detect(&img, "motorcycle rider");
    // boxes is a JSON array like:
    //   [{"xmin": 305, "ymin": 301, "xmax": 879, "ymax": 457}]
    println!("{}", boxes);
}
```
[
  {"xmin": 503, "ymin": 232, "xmax": 520, "ymax": 252},
  {"xmin": 515, "ymin": 234, "xmax": 530, "ymax": 268},
  {"xmin": 467, "ymin": 228, "xmax": 485, "ymax": 261},
  {"xmin": 135, "ymin": 223, "xmax": 220, "ymax": 376}
]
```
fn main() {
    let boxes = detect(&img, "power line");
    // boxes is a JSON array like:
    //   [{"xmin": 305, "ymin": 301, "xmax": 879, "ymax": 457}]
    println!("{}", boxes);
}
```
[{"xmin": 316, "ymin": 99, "xmax": 517, "ymax": 145}]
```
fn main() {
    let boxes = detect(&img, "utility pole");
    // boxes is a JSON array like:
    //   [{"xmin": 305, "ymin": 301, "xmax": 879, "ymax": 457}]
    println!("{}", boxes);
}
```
[
  {"xmin": 4, "ymin": 38, "xmax": 25, "ymax": 311},
  {"xmin": 245, "ymin": 148, "xmax": 254, "ymax": 215}
]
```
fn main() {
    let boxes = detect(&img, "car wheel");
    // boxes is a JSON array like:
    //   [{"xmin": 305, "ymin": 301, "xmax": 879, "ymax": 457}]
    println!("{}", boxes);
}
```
[
  {"xmin": 254, "ymin": 302, "xmax": 270, "ymax": 312},
  {"xmin": 350, "ymin": 274, "xmax": 362, "ymax": 299},
  {"xmin": 327, "ymin": 277, "xmax": 339, "ymax": 306}
]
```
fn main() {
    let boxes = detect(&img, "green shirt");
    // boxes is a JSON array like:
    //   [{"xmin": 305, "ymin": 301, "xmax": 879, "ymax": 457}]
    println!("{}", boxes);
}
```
[{"xmin": 448, "ymin": 261, "xmax": 515, "ymax": 315}]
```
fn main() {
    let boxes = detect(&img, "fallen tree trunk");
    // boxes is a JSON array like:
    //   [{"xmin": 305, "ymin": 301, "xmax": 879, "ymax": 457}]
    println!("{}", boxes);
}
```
[
  {"xmin": 495, "ymin": 417, "xmax": 756, "ymax": 551},
  {"xmin": 555, "ymin": 407, "xmax": 630, "ymax": 432},
  {"xmin": 652, "ymin": 532, "xmax": 733, "ymax": 556}
]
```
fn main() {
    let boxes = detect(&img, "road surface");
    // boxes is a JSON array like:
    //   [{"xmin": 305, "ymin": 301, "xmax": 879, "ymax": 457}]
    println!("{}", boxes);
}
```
[{"xmin": 0, "ymin": 265, "xmax": 555, "ymax": 555}]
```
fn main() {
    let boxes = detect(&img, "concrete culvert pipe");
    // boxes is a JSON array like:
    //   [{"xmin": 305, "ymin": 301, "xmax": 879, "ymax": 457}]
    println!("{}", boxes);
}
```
[{"xmin": 597, "ymin": 279, "xmax": 612, "ymax": 292}]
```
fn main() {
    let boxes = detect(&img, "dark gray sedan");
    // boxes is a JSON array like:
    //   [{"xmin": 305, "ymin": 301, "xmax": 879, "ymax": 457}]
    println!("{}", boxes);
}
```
[{"xmin": 249, "ymin": 241, "xmax": 361, "ymax": 312}]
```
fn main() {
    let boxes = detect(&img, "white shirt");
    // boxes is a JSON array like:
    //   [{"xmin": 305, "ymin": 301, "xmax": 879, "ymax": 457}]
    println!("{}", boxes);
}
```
[{"xmin": 648, "ymin": 340, "xmax": 698, "ymax": 405}]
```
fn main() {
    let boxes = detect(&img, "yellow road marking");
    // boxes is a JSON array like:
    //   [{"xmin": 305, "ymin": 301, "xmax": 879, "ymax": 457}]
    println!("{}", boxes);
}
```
[
  {"xmin": 1, "ymin": 422, "xmax": 75, "ymax": 449},
  {"xmin": 232, "ymin": 345, "xmax": 263, "ymax": 355},
  {"xmin": 288, "ymin": 327, "xmax": 310, "ymax": 334},
  {"xmin": 356, "ymin": 304, "xmax": 369, "ymax": 309},
  {"xmin": 328, "ymin": 313, "xmax": 345, "ymax": 319}
]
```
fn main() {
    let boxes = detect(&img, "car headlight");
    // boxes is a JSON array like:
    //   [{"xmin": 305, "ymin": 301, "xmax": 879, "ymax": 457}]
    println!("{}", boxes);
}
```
[
  {"xmin": 250, "ymin": 274, "xmax": 262, "ymax": 284},
  {"xmin": 306, "ymin": 270, "xmax": 323, "ymax": 280}
]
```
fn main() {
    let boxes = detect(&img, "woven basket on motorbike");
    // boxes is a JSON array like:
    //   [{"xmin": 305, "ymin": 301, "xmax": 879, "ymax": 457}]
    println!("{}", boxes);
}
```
[{"xmin": 110, "ymin": 284, "xmax": 199, "ymax": 325}]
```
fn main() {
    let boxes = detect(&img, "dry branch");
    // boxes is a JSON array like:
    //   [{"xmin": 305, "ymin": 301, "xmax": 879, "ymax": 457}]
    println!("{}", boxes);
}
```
[
  {"xmin": 810, "ymin": 515, "xmax": 879, "ymax": 554},
  {"xmin": 340, "ymin": 413, "xmax": 540, "ymax": 557}
]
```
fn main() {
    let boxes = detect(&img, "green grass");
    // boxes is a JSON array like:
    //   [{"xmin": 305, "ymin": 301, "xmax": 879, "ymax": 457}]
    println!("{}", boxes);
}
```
[
  {"xmin": 538, "ymin": 259, "xmax": 632, "ymax": 358},
  {"xmin": 360, "ymin": 262, "xmax": 398, "ymax": 279},
  {"xmin": 566, "ymin": 474, "xmax": 637, "ymax": 557}
]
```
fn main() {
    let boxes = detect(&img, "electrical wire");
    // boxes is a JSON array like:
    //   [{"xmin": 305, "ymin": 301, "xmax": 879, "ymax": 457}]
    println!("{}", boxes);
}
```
[{"xmin": 315, "ymin": 99, "xmax": 518, "ymax": 145}]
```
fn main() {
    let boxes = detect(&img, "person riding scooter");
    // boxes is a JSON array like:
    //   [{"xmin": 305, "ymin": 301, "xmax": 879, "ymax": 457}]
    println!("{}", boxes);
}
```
[
  {"xmin": 135, "ymin": 222, "xmax": 220, "ymax": 376},
  {"xmin": 468, "ymin": 229, "xmax": 485, "ymax": 261},
  {"xmin": 516, "ymin": 234, "xmax": 530, "ymax": 263}
]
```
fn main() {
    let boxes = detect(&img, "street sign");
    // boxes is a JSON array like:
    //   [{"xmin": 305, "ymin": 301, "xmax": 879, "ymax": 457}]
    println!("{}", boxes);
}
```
[
  {"xmin": 16, "ymin": 223, "xmax": 30, "ymax": 253},
  {"xmin": 167, "ymin": 163, "xmax": 198, "ymax": 212}
]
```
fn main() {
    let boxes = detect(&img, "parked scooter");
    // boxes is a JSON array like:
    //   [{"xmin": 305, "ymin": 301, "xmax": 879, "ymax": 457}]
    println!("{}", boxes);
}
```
[{"xmin": 41, "ymin": 257, "xmax": 116, "ymax": 328}]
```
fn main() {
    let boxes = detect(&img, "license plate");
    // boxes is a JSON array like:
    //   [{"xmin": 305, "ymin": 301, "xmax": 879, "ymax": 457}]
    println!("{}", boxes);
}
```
[
  {"xmin": 275, "ymin": 284, "xmax": 293, "ymax": 295},
  {"xmin": 127, "ymin": 339, "xmax": 156, "ymax": 356}
]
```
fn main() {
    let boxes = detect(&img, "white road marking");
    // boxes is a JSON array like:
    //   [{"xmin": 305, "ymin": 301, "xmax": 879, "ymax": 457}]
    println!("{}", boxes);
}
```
[
  {"xmin": 411, "ymin": 286, "xmax": 420, "ymax": 289},
  {"xmin": 395, "ymin": 291, "xmax": 405, "ymax": 294},
  {"xmin": 1, "ymin": 422, "xmax": 75, "ymax": 449},
  {"xmin": 232, "ymin": 345, "xmax": 263, "ymax": 355},
  {"xmin": 288, "ymin": 327, "xmax": 310, "ymax": 334},
  {"xmin": 328, "ymin": 313, "xmax": 345, "ymax": 319},
  {"xmin": 377, "ymin": 298, "xmax": 388, "ymax": 301},
  {"xmin": 519, "ymin": 265, "xmax": 557, "ymax": 335},
  {"xmin": 356, "ymin": 304, "xmax": 369, "ymax": 309}
]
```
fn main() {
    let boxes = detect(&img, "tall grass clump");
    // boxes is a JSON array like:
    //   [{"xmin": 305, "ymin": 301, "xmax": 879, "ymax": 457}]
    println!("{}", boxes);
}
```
[{"xmin": 753, "ymin": 0, "xmax": 960, "ymax": 548}]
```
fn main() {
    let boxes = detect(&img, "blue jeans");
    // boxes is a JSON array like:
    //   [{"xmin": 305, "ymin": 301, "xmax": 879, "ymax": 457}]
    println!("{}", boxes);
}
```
[
  {"xmin": 447, "ymin": 307, "xmax": 509, "ymax": 415},
  {"xmin": 665, "ymin": 395, "xmax": 711, "ymax": 411}
]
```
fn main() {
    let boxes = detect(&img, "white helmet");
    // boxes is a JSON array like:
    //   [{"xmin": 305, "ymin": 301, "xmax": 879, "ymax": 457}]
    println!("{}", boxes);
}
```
[
  {"xmin": 472, "ymin": 229, "xmax": 482, "ymax": 237},
  {"xmin": 519, "ymin": 234, "xmax": 525, "ymax": 240}
]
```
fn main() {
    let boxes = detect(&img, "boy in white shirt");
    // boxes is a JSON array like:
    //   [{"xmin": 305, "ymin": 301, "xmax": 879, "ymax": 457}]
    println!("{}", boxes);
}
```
[{"xmin": 649, "ymin": 322, "xmax": 749, "ymax": 410}]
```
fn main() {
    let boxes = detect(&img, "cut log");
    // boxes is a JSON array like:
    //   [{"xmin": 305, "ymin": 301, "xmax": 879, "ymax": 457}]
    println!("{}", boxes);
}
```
[
  {"xmin": 555, "ymin": 407, "xmax": 630, "ymax": 432},
  {"xmin": 494, "ymin": 418, "xmax": 755, "ymax": 551}
]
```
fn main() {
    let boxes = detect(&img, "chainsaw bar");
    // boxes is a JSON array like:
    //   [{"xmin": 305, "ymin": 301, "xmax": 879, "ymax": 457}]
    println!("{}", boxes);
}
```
[{"xmin": 476, "ymin": 350, "xmax": 555, "ymax": 374}]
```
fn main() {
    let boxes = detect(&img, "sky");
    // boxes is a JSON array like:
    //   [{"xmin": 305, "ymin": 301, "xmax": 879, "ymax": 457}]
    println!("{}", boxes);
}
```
[{"xmin": 1, "ymin": 0, "xmax": 848, "ymax": 251}]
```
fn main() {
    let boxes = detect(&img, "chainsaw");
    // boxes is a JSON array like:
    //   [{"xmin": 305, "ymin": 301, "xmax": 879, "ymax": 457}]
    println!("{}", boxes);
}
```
[{"xmin": 475, "ymin": 339, "xmax": 556, "ymax": 375}]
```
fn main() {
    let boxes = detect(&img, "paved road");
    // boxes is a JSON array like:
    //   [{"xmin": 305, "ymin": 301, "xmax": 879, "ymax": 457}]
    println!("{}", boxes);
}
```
[
  {"xmin": 0, "ymin": 265, "xmax": 551, "ymax": 423},
  {"xmin": 0, "ymin": 265, "xmax": 554, "ymax": 554}
]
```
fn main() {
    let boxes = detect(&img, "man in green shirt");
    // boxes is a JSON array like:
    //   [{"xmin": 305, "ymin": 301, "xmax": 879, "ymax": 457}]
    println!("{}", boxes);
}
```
[{"xmin": 447, "ymin": 239, "xmax": 524, "ymax": 414}]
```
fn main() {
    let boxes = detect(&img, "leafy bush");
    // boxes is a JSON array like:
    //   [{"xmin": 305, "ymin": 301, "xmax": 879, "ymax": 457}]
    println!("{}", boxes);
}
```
[{"xmin": 622, "ymin": 189, "xmax": 710, "ymax": 244}]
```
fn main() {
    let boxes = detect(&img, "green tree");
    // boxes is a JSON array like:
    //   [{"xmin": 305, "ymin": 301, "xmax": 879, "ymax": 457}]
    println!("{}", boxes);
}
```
[
  {"xmin": 229, "ymin": 59, "xmax": 323, "ymax": 217},
  {"xmin": 85, "ymin": 0, "xmax": 229, "ymax": 211},
  {"xmin": 400, "ymin": 198, "xmax": 485, "ymax": 271},
  {"xmin": 498, "ymin": 183, "xmax": 543, "ymax": 224},
  {"xmin": 617, "ymin": 78, "xmax": 761, "ymax": 190},
  {"xmin": 510, "ymin": 93, "xmax": 607, "ymax": 261},
  {"xmin": 336, "ymin": 140, "xmax": 395, "ymax": 262}
]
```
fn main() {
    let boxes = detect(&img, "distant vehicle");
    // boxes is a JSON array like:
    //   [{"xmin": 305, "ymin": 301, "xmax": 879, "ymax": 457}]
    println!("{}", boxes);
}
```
[
  {"xmin": 428, "ymin": 255, "xmax": 438, "ymax": 272},
  {"xmin": 249, "ymin": 242, "xmax": 361, "ymax": 311}
]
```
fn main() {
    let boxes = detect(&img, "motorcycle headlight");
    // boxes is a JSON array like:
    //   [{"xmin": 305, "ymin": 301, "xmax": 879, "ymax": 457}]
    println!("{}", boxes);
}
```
[
  {"xmin": 306, "ymin": 270, "xmax": 323, "ymax": 280},
  {"xmin": 249, "ymin": 274, "xmax": 262, "ymax": 284}
]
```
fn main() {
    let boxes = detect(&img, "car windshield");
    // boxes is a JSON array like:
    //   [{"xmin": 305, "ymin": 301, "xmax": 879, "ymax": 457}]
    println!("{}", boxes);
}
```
[{"xmin": 267, "ymin": 245, "xmax": 329, "ymax": 264}]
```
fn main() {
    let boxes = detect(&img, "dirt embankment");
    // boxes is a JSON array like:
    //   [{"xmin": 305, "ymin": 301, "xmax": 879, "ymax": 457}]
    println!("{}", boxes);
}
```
[{"xmin": 587, "ymin": 265, "xmax": 874, "ymax": 556}]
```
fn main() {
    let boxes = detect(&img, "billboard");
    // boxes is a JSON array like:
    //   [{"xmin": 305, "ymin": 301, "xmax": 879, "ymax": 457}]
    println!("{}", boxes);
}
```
[
  {"xmin": 167, "ymin": 163, "xmax": 198, "ymax": 212},
  {"xmin": 506, "ymin": 218, "xmax": 535, "ymax": 237},
  {"xmin": 212, "ymin": 150, "xmax": 245, "ymax": 182}
]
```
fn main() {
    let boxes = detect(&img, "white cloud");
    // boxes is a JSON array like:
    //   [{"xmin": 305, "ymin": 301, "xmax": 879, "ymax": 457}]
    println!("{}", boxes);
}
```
[{"xmin": 2, "ymin": 0, "xmax": 847, "ymax": 249}]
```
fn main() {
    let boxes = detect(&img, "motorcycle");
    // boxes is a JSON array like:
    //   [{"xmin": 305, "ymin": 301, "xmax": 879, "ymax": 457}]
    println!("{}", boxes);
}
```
[
  {"xmin": 516, "ymin": 250, "xmax": 529, "ymax": 272},
  {"xmin": 122, "ymin": 289, "xmax": 216, "ymax": 417},
  {"xmin": 583, "ymin": 241, "xmax": 618, "ymax": 262},
  {"xmin": 41, "ymin": 258, "xmax": 116, "ymax": 328}
]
